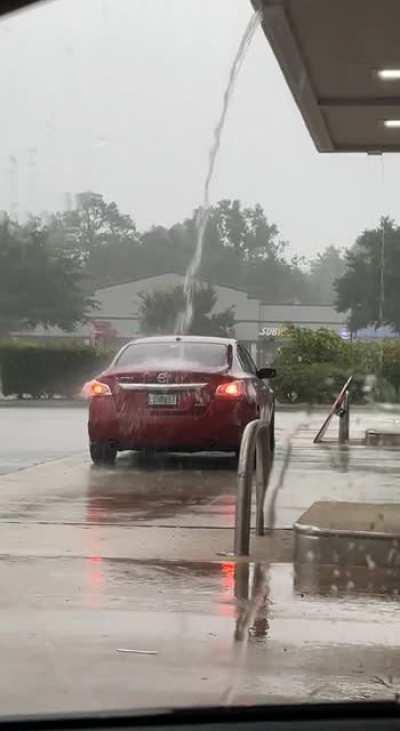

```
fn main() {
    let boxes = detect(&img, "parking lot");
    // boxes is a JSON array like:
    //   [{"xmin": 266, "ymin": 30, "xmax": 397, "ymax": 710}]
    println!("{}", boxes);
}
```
[{"xmin": 1, "ymin": 403, "xmax": 400, "ymax": 712}]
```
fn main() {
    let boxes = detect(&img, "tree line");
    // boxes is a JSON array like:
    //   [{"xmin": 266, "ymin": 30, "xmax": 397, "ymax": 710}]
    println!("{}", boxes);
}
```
[{"xmin": 0, "ymin": 191, "xmax": 397, "ymax": 336}]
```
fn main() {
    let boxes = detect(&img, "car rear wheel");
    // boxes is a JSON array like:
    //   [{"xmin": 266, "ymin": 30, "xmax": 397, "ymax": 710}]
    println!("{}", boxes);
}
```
[{"xmin": 90, "ymin": 442, "xmax": 117, "ymax": 466}]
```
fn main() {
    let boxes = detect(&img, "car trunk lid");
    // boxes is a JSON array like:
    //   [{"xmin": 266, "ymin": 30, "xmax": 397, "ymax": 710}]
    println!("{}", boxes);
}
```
[{"xmin": 102, "ymin": 367, "xmax": 231, "ymax": 416}]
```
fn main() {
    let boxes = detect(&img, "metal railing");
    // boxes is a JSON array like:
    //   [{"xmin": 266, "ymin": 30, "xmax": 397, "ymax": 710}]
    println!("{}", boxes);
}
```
[
  {"xmin": 313, "ymin": 376, "xmax": 352, "ymax": 444},
  {"xmin": 234, "ymin": 419, "xmax": 273, "ymax": 556},
  {"xmin": 338, "ymin": 390, "xmax": 350, "ymax": 444}
]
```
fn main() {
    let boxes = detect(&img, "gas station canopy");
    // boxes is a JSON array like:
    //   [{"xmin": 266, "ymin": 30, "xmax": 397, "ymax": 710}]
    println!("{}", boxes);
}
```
[{"xmin": 254, "ymin": 0, "xmax": 400, "ymax": 153}]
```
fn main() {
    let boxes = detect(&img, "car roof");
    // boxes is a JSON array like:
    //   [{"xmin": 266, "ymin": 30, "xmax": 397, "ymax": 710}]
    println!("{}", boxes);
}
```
[{"xmin": 123, "ymin": 335, "xmax": 237, "ymax": 347}]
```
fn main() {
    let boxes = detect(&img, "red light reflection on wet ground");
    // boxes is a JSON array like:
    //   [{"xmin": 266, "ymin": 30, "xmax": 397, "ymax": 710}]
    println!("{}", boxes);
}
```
[{"xmin": 218, "ymin": 561, "xmax": 236, "ymax": 618}]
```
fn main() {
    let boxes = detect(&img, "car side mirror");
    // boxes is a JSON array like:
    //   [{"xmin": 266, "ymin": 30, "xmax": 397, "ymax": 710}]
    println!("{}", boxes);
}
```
[{"xmin": 257, "ymin": 367, "xmax": 276, "ymax": 380}]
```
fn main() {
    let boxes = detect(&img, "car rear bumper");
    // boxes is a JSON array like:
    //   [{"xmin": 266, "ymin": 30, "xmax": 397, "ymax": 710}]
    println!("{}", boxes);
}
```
[{"xmin": 88, "ymin": 397, "xmax": 253, "ymax": 451}]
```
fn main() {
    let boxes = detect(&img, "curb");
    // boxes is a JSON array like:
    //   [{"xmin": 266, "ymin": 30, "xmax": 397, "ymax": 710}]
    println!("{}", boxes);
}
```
[{"xmin": 0, "ymin": 399, "xmax": 87, "ymax": 408}]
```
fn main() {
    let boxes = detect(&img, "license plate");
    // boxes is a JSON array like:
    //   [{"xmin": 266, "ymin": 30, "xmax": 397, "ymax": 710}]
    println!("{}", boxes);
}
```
[{"xmin": 148, "ymin": 392, "xmax": 177, "ymax": 407}]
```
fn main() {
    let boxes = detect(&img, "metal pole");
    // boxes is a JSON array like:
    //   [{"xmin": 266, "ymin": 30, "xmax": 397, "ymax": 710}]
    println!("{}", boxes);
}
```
[
  {"xmin": 234, "ymin": 420, "xmax": 258, "ymax": 556},
  {"xmin": 338, "ymin": 391, "xmax": 350, "ymax": 444},
  {"xmin": 255, "ymin": 430, "xmax": 265, "ymax": 536},
  {"xmin": 255, "ymin": 426, "xmax": 271, "ymax": 536},
  {"xmin": 234, "ymin": 420, "xmax": 274, "ymax": 555}
]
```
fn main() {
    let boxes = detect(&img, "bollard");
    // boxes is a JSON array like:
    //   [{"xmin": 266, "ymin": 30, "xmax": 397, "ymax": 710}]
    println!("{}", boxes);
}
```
[
  {"xmin": 234, "ymin": 419, "xmax": 273, "ymax": 556},
  {"xmin": 255, "ymin": 427, "xmax": 271, "ymax": 536},
  {"xmin": 234, "ymin": 421, "xmax": 257, "ymax": 556},
  {"xmin": 338, "ymin": 391, "xmax": 350, "ymax": 444},
  {"xmin": 313, "ymin": 376, "xmax": 353, "ymax": 444}
]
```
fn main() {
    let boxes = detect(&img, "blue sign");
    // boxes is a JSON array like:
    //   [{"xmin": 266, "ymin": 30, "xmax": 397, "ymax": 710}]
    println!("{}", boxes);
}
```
[{"xmin": 354, "ymin": 326, "xmax": 398, "ymax": 340}]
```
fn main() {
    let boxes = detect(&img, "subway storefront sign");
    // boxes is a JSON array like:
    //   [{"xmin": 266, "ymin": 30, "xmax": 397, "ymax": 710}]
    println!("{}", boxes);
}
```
[
  {"xmin": 259, "ymin": 326, "xmax": 289, "ymax": 338},
  {"xmin": 257, "ymin": 325, "xmax": 290, "ymax": 366}
]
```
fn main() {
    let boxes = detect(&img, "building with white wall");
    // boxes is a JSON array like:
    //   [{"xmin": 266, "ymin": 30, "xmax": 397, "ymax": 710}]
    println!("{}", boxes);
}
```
[{"xmin": 13, "ymin": 273, "xmax": 347, "ymax": 360}]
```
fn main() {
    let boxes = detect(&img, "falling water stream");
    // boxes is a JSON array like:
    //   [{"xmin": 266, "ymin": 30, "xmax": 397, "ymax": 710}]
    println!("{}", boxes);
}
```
[
  {"xmin": 177, "ymin": 7, "xmax": 262, "ymax": 333},
  {"xmin": 176, "ymin": 8, "xmax": 264, "ymax": 700},
  {"xmin": 175, "ymin": 7, "xmax": 264, "ymax": 704}
]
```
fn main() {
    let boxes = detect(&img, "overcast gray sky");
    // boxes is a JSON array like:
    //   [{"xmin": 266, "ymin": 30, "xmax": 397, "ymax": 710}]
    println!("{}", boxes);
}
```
[{"xmin": 0, "ymin": 0, "xmax": 399, "ymax": 257}]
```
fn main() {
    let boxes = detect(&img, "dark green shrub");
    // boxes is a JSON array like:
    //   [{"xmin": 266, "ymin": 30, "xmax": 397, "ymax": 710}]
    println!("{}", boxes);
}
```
[
  {"xmin": 0, "ymin": 342, "xmax": 114, "ymax": 398},
  {"xmin": 380, "ymin": 341, "xmax": 400, "ymax": 397},
  {"xmin": 349, "ymin": 340, "xmax": 381, "ymax": 374},
  {"xmin": 274, "ymin": 364, "xmax": 357, "ymax": 404},
  {"xmin": 273, "ymin": 327, "xmax": 400, "ymax": 404},
  {"xmin": 276, "ymin": 326, "xmax": 350, "ymax": 367}
]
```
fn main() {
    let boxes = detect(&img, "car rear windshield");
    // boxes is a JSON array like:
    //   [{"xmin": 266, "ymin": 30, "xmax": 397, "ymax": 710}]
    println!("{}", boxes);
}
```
[{"xmin": 115, "ymin": 341, "xmax": 228, "ymax": 369}]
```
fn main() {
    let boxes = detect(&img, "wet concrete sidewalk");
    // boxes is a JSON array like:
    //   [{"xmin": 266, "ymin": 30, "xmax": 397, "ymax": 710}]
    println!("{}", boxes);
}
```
[
  {"xmin": 1, "ymin": 557, "xmax": 400, "ymax": 713},
  {"xmin": 0, "ymin": 406, "xmax": 400, "ymax": 712}
]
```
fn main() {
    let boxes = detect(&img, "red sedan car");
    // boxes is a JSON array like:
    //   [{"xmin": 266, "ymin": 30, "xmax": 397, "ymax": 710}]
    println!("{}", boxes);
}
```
[{"xmin": 84, "ymin": 335, "xmax": 276, "ymax": 465}]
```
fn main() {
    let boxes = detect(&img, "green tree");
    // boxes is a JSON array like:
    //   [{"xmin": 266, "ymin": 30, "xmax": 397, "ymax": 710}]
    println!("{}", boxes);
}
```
[
  {"xmin": 196, "ymin": 199, "xmax": 310, "ymax": 301},
  {"xmin": 308, "ymin": 245, "xmax": 346, "ymax": 304},
  {"xmin": 47, "ymin": 191, "xmax": 138, "ymax": 262},
  {"xmin": 45, "ymin": 192, "xmax": 141, "ymax": 289},
  {"xmin": 138, "ymin": 285, "xmax": 235, "ymax": 337},
  {"xmin": 46, "ymin": 194, "xmax": 311, "ymax": 302},
  {"xmin": 203, "ymin": 199, "xmax": 281, "ymax": 261},
  {"xmin": 0, "ymin": 214, "xmax": 94, "ymax": 336},
  {"xmin": 335, "ymin": 217, "xmax": 400, "ymax": 331},
  {"xmin": 136, "ymin": 199, "xmax": 308, "ymax": 300},
  {"xmin": 138, "ymin": 224, "xmax": 191, "ymax": 278}
]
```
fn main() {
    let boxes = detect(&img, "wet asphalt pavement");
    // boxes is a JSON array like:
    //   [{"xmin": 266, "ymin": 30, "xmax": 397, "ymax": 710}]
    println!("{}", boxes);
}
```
[
  {"xmin": 0, "ymin": 403, "xmax": 87, "ymax": 475},
  {"xmin": 1, "ymin": 404, "xmax": 400, "ymax": 713}
]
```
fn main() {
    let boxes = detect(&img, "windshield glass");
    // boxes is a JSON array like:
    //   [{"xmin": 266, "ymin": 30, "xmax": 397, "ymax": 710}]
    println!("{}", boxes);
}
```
[
  {"xmin": 115, "ymin": 341, "xmax": 228, "ymax": 368},
  {"xmin": 1, "ymin": 0, "xmax": 400, "ymax": 719}
]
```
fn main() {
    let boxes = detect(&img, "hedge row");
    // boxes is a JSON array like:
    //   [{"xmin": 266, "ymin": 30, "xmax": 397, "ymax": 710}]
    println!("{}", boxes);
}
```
[
  {"xmin": 0, "ymin": 342, "xmax": 113, "ymax": 398},
  {"xmin": 3, "ymin": 329, "xmax": 400, "ymax": 403}
]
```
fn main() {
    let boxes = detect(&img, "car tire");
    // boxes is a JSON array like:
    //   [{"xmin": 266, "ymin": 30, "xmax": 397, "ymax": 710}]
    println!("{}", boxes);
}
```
[{"xmin": 90, "ymin": 442, "xmax": 117, "ymax": 466}]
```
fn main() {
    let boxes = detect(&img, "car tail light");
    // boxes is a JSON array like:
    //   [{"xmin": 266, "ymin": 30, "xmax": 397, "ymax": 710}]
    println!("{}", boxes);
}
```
[
  {"xmin": 215, "ymin": 380, "xmax": 245, "ymax": 399},
  {"xmin": 82, "ymin": 379, "xmax": 112, "ymax": 399}
]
